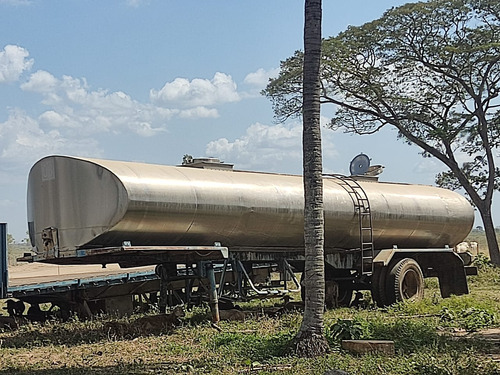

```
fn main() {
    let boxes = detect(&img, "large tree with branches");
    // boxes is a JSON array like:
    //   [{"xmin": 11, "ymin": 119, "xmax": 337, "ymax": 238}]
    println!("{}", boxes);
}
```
[{"xmin": 264, "ymin": 0, "xmax": 500, "ymax": 265}]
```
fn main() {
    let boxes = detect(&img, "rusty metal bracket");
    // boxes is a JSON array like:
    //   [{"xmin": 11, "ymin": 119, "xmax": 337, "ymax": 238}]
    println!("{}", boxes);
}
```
[{"xmin": 41, "ymin": 227, "xmax": 59, "ymax": 259}]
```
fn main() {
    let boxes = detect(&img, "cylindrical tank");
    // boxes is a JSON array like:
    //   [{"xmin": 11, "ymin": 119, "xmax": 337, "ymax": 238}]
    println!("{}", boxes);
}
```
[{"xmin": 27, "ymin": 155, "xmax": 474, "ymax": 254}]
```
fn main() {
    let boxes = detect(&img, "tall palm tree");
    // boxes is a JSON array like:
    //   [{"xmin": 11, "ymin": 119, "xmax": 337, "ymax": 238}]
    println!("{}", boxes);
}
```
[{"xmin": 292, "ymin": 0, "xmax": 329, "ymax": 357}]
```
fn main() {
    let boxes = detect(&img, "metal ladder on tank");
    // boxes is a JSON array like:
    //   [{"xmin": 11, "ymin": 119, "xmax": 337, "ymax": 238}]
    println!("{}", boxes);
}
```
[{"xmin": 326, "ymin": 174, "xmax": 375, "ymax": 276}]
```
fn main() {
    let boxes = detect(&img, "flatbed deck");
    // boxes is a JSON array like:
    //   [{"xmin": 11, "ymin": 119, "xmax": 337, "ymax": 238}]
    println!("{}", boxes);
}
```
[
  {"xmin": 8, "ymin": 263, "xmax": 158, "ymax": 300},
  {"xmin": 3, "ymin": 263, "xmax": 161, "ymax": 315}
]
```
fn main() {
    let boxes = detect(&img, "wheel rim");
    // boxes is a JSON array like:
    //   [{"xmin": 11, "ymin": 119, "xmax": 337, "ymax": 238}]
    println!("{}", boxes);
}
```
[{"xmin": 401, "ymin": 269, "xmax": 419, "ymax": 299}]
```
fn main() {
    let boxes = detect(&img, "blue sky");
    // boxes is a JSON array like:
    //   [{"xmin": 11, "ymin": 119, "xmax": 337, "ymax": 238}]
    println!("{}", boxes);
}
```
[{"xmin": 0, "ymin": 0, "xmax": 496, "ymax": 242}]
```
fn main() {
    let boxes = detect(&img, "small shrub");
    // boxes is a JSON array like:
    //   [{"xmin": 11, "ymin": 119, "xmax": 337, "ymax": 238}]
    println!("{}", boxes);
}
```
[
  {"xmin": 440, "ymin": 307, "xmax": 496, "ymax": 332},
  {"xmin": 325, "ymin": 318, "xmax": 367, "ymax": 345},
  {"xmin": 473, "ymin": 253, "xmax": 494, "ymax": 269}
]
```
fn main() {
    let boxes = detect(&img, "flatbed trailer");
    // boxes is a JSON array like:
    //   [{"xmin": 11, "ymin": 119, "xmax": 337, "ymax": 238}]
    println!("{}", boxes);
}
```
[
  {"xmin": 1, "ymin": 223, "xmax": 295, "ymax": 319},
  {"xmin": 0, "ymin": 223, "xmax": 162, "ymax": 317}
]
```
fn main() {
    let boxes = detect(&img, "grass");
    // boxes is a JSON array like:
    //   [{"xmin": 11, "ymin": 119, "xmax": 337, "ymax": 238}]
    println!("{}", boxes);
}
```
[
  {"xmin": 1, "ymin": 263, "xmax": 500, "ymax": 375},
  {"xmin": 7, "ymin": 243, "xmax": 32, "ymax": 266},
  {"xmin": 1, "ymin": 231, "xmax": 500, "ymax": 374}
]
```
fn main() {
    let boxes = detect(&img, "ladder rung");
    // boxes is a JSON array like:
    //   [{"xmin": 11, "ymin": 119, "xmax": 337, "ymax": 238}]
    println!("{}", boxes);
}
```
[{"xmin": 331, "ymin": 174, "xmax": 375, "ymax": 275}]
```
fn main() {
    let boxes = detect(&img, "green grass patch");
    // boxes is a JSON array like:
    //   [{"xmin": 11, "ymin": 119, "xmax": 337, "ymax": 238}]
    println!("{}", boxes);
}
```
[{"xmin": 2, "ymin": 252, "xmax": 500, "ymax": 374}]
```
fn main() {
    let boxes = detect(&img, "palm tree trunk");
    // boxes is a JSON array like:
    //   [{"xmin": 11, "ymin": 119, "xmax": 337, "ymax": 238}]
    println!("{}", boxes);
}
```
[{"xmin": 290, "ymin": 0, "xmax": 329, "ymax": 358}]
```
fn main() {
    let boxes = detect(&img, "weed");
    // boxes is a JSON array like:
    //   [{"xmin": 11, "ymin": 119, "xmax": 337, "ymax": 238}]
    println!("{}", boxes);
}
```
[
  {"xmin": 410, "ymin": 350, "xmax": 500, "ymax": 375},
  {"xmin": 367, "ymin": 318, "xmax": 442, "ymax": 353},
  {"xmin": 325, "ymin": 318, "xmax": 366, "ymax": 344},
  {"xmin": 440, "ymin": 307, "xmax": 496, "ymax": 332},
  {"xmin": 474, "ymin": 253, "xmax": 494, "ymax": 269},
  {"xmin": 212, "ymin": 329, "xmax": 294, "ymax": 362}
]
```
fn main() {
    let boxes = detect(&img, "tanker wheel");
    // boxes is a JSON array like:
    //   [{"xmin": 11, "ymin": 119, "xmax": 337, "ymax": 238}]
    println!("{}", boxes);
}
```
[
  {"xmin": 385, "ymin": 258, "xmax": 424, "ymax": 305},
  {"xmin": 300, "ymin": 273, "xmax": 352, "ymax": 308},
  {"xmin": 326, "ymin": 280, "xmax": 353, "ymax": 308}
]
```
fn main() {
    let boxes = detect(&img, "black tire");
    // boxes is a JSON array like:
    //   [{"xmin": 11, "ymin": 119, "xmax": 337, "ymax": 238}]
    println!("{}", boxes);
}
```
[
  {"xmin": 300, "ymin": 273, "xmax": 352, "ymax": 309},
  {"xmin": 385, "ymin": 258, "xmax": 424, "ymax": 305},
  {"xmin": 325, "ymin": 280, "xmax": 353, "ymax": 308}
]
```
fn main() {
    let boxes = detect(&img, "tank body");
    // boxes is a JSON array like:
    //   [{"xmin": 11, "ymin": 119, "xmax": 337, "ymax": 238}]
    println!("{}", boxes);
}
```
[{"xmin": 27, "ymin": 156, "xmax": 474, "ymax": 253}]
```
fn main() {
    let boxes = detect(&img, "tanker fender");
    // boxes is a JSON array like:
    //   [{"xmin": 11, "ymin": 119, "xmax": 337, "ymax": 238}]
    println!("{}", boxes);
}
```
[{"xmin": 372, "ymin": 246, "xmax": 469, "ymax": 301}]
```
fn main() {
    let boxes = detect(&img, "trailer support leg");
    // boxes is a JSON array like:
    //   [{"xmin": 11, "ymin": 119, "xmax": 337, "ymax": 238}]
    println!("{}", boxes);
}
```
[
  {"xmin": 0, "ymin": 223, "xmax": 8, "ymax": 299},
  {"xmin": 157, "ymin": 264, "xmax": 169, "ymax": 314},
  {"xmin": 205, "ymin": 262, "xmax": 219, "ymax": 324}
]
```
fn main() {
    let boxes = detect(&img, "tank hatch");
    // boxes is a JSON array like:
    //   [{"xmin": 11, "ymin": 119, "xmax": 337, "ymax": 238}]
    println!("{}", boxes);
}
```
[{"xmin": 180, "ymin": 155, "xmax": 234, "ymax": 170}]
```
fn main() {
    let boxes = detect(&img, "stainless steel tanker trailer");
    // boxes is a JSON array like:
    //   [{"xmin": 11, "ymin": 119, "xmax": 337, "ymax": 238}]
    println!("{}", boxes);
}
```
[{"xmin": 25, "ymin": 155, "xmax": 476, "ymax": 311}]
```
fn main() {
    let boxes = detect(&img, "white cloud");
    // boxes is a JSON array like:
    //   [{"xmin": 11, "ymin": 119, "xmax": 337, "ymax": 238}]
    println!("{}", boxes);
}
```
[
  {"xmin": 129, "ymin": 122, "xmax": 166, "ymax": 137},
  {"xmin": 150, "ymin": 72, "xmax": 240, "ymax": 107},
  {"xmin": 0, "ymin": 109, "xmax": 102, "ymax": 169},
  {"xmin": 20, "ymin": 70, "xmax": 57, "ymax": 92},
  {"xmin": 38, "ymin": 110, "xmax": 81, "ymax": 128},
  {"xmin": 179, "ymin": 106, "xmax": 219, "ymax": 119},
  {"xmin": 206, "ymin": 122, "xmax": 302, "ymax": 172},
  {"xmin": 0, "ymin": 45, "xmax": 33, "ymax": 83},
  {"xmin": 240, "ymin": 67, "xmax": 280, "ymax": 98},
  {"xmin": 14, "ymin": 52, "xmax": 268, "ymax": 142},
  {"xmin": 20, "ymin": 68, "xmax": 236, "ymax": 136},
  {"xmin": 21, "ymin": 70, "xmax": 175, "ymax": 136},
  {"xmin": 243, "ymin": 67, "xmax": 279, "ymax": 89},
  {"xmin": 206, "ymin": 121, "xmax": 338, "ymax": 174}
]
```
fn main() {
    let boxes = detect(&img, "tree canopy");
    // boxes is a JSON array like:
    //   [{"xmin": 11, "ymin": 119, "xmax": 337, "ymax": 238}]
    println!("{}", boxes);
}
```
[{"xmin": 264, "ymin": 0, "xmax": 500, "ymax": 264}]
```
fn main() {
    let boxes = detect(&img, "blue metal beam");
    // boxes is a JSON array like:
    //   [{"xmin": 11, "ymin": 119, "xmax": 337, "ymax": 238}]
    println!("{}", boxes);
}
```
[{"xmin": 0, "ymin": 223, "xmax": 8, "ymax": 299}]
